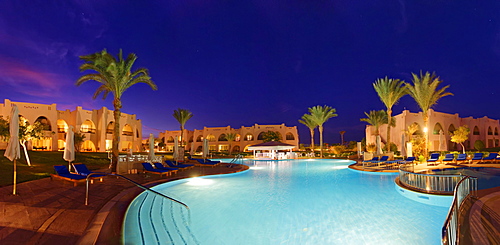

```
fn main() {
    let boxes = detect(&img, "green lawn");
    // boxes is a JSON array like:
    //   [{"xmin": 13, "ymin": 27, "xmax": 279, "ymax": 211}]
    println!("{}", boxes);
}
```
[{"xmin": 0, "ymin": 150, "xmax": 110, "ymax": 187}]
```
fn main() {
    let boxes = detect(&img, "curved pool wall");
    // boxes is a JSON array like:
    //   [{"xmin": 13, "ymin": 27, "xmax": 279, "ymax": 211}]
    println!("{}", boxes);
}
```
[
  {"xmin": 123, "ymin": 159, "xmax": 449, "ymax": 245},
  {"xmin": 394, "ymin": 183, "xmax": 453, "ymax": 207}
]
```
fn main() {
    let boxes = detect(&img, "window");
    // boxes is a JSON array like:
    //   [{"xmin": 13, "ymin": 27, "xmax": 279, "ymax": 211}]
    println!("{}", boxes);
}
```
[
  {"xmin": 473, "ymin": 126, "xmax": 480, "ymax": 135},
  {"xmin": 244, "ymin": 133, "xmax": 253, "ymax": 141}
]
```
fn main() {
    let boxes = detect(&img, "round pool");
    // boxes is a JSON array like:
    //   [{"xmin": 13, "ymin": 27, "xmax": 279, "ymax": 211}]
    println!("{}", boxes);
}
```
[
  {"xmin": 420, "ymin": 167, "xmax": 500, "ymax": 189},
  {"xmin": 123, "ymin": 159, "xmax": 448, "ymax": 244}
]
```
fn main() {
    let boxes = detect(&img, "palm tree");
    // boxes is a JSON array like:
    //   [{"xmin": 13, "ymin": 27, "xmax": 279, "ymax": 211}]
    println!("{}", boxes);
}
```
[
  {"xmin": 76, "ymin": 49, "xmax": 157, "ymax": 173},
  {"xmin": 173, "ymin": 108, "xmax": 193, "ymax": 147},
  {"xmin": 405, "ymin": 71, "xmax": 453, "ymax": 157},
  {"xmin": 225, "ymin": 133, "xmax": 237, "ymax": 156},
  {"xmin": 360, "ymin": 110, "xmax": 389, "ymax": 154},
  {"xmin": 308, "ymin": 105, "xmax": 338, "ymax": 158},
  {"xmin": 298, "ymin": 113, "xmax": 317, "ymax": 153},
  {"xmin": 339, "ymin": 131, "xmax": 346, "ymax": 145},
  {"xmin": 373, "ymin": 76, "xmax": 407, "ymax": 152}
]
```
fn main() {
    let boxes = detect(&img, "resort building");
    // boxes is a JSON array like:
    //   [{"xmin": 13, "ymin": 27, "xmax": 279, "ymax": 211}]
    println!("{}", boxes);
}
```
[
  {"xmin": 365, "ymin": 109, "xmax": 500, "ymax": 152},
  {"xmin": 159, "ymin": 123, "xmax": 299, "ymax": 153},
  {"xmin": 0, "ymin": 99, "xmax": 143, "ymax": 152}
]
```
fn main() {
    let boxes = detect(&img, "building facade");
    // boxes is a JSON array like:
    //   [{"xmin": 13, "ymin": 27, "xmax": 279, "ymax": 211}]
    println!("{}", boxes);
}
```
[
  {"xmin": 0, "ymin": 99, "xmax": 143, "ymax": 152},
  {"xmin": 159, "ymin": 123, "xmax": 299, "ymax": 153},
  {"xmin": 365, "ymin": 109, "xmax": 500, "ymax": 152}
]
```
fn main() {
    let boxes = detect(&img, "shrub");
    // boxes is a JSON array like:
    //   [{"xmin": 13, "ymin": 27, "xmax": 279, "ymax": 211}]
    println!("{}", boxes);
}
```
[{"xmin": 474, "ymin": 140, "xmax": 485, "ymax": 151}]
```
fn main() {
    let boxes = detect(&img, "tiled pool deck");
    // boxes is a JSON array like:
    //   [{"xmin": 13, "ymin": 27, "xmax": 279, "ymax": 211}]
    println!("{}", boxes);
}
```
[
  {"xmin": 1, "ymin": 160, "xmax": 498, "ymax": 244},
  {"xmin": 0, "ymin": 162, "xmax": 248, "ymax": 245}
]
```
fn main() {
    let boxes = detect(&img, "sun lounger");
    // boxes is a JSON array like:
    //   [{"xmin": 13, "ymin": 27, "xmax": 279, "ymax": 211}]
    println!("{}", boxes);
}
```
[
  {"xmin": 165, "ymin": 160, "xmax": 194, "ymax": 169},
  {"xmin": 362, "ymin": 156, "xmax": 379, "ymax": 163},
  {"xmin": 193, "ymin": 158, "xmax": 220, "ymax": 167},
  {"xmin": 51, "ymin": 165, "xmax": 87, "ymax": 186},
  {"xmin": 153, "ymin": 162, "xmax": 179, "ymax": 171},
  {"xmin": 482, "ymin": 153, "xmax": 498, "ymax": 163},
  {"xmin": 141, "ymin": 162, "xmax": 176, "ymax": 177},
  {"xmin": 403, "ymin": 156, "xmax": 416, "ymax": 164},
  {"xmin": 72, "ymin": 163, "xmax": 106, "ymax": 182},
  {"xmin": 442, "ymin": 154, "xmax": 455, "ymax": 164},
  {"xmin": 426, "ymin": 153, "xmax": 440, "ymax": 166},
  {"xmin": 371, "ymin": 155, "xmax": 390, "ymax": 166},
  {"xmin": 470, "ymin": 153, "xmax": 483, "ymax": 164},
  {"xmin": 455, "ymin": 154, "xmax": 467, "ymax": 164}
]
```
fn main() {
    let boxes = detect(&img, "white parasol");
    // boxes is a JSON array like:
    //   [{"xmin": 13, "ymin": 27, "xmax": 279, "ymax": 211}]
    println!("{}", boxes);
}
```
[
  {"xmin": 63, "ymin": 126, "xmax": 75, "ymax": 171},
  {"xmin": 148, "ymin": 133, "xmax": 155, "ymax": 161},
  {"xmin": 190, "ymin": 141, "xmax": 194, "ymax": 156},
  {"xmin": 376, "ymin": 135, "xmax": 383, "ymax": 155},
  {"xmin": 4, "ymin": 105, "xmax": 20, "ymax": 195},
  {"xmin": 400, "ymin": 133, "xmax": 406, "ymax": 157},
  {"xmin": 202, "ymin": 138, "xmax": 209, "ymax": 160}
]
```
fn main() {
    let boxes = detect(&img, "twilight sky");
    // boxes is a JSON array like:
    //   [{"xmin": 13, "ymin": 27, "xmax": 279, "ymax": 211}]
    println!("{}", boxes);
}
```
[{"xmin": 1, "ymin": 1, "xmax": 500, "ymax": 144}]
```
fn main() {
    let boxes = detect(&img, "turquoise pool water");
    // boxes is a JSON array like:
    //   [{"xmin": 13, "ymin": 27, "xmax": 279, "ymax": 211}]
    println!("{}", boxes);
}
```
[{"xmin": 123, "ymin": 159, "xmax": 448, "ymax": 244}]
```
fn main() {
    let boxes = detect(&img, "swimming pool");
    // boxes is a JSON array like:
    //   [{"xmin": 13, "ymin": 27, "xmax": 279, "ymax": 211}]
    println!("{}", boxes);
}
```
[{"xmin": 123, "ymin": 159, "xmax": 448, "ymax": 244}]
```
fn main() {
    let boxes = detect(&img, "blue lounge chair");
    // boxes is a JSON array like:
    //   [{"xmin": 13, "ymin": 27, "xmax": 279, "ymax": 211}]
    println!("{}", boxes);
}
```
[
  {"xmin": 165, "ymin": 160, "xmax": 194, "ymax": 169},
  {"xmin": 72, "ymin": 163, "xmax": 106, "ymax": 182},
  {"xmin": 371, "ymin": 155, "xmax": 390, "ymax": 166},
  {"xmin": 194, "ymin": 158, "xmax": 220, "ymax": 167},
  {"xmin": 403, "ymin": 156, "xmax": 416, "ymax": 164},
  {"xmin": 153, "ymin": 162, "xmax": 179, "ymax": 171},
  {"xmin": 455, "ymin": 154, "xmax": 467, "ymax": 164},
  {"xmin": 482, "ymin": 153, "xmax": 498, "ymax": 163},
  {"xmin": 51, "ymin": 165, "xmax": 86, "ymax": 186},
  {"xmin": 362, "ymin": 156, "xmax": 379, "ymax": 163},
  {"xmin": 442, "ymin": 154, "xmax": 455, "ymax": 164},
  {"xmin": 426, "ymin": 153, "xmax": 440, "ymax": 165},
  {"xmin": 141, "ymin": 162, "xmax": 175, "ymax": 177},
  {"xmin": 470, "ymin": 153, "xmax": 483, "ymax": 164}
]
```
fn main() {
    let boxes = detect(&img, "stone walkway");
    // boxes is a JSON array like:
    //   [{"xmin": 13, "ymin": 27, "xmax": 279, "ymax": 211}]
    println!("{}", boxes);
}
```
[{"xmin": 0, "ymin": 163, "xmax": 248, "ymax": 245}]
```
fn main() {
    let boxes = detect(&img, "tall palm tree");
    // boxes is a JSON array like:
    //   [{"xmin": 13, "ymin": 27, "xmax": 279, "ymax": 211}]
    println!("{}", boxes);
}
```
[
  {"xmin": 308, "ymin": 105, "xmax": 338, "ymax": 158},
  {"xmin": 173, "ymin": 108, "xmax": 193, "ymax": 147},
  {"xmin": 339, "ymin": 131, "xmax": 346, "ymax": 145},
  {"xmin": 225, "ymin": 133, "xmax": 237, "ymax": 156},
  {"xmin": 298, "ymin": 113, "xmax": 317, "ymax": 153},
  {"xmin": 373, "ymin": 76, "xmax": 407, "ymax": 152},
  {"xmin": 405, "ymin": 71, "xmax": 453, "ymax": 157},
  {"xmin": 360, "ymin": 110, "xmax": 389, "ymax": 154},
  {"xmin": 76, "ymin": 49, "xmax": 157, "ymax": 173}
]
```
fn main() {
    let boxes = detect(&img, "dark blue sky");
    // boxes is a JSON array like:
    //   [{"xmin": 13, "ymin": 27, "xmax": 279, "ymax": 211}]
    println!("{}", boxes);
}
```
[{"xmin": 1, "ymin": 1, "xmax": 500, "ymax": 144}]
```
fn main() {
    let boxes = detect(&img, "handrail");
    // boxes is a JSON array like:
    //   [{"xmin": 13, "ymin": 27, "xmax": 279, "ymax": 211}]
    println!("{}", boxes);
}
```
[
  {"xmin": 398, "ymin": 166, "xmax": 467, "ymax": 194},
  {"xmin": 442, "ymin": 176, "xmax": 477, "ymax": 245},
  {"xmin": 85, "ymin": 173, "xmax": 189, "ymax": 210},
  {"xmin": 228, "ymin": 154, "xmax": 243, "ymax": 167},
  {"xmin": 230, "ymin": 154, "xmax": 243, "ymax": 164}
]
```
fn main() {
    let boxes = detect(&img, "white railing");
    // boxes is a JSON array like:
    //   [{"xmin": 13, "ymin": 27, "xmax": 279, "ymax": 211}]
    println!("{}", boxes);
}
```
[
  {"xmin": 398, "ymin": 165, "xmax": 466, "ymax": 194},
  {"xmin": 442, "ymin": 176, "xmax": 477, "ymax": 245}
]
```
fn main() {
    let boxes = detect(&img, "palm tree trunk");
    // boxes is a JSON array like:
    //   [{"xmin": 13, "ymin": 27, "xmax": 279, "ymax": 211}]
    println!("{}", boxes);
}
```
[
  {"xmin": 423, "ymin": 112, "xmax": 429, "ymax": 159},
  {"xmin": 386, "ymin": 109, "xmax": 392, "ymax": 152},
  {"xmin": 111, "ymin": 103, "xmax": 121, "ymax": 173},
  {"xmin": 309, "ymin": 129, "xmax": 315, "ymax": 153},
  {"xmin": 180, "ymin": 126, "xmax": 184, "ymax": 147},
  {"xmin": 319, "ymin": 125, "xmax": 324, "ymax": 158}
]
